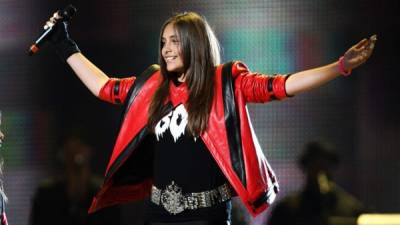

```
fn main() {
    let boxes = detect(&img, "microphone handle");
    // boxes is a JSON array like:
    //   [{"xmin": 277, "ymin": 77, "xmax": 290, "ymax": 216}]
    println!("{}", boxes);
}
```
[
  {"xmin": 28, "ymin": 26, "xmax": 54, "ymax": 56},
  {"xmin": 28, "ymin": 26, "xmax": 55, "ymax": 55},
  {"xmin": 35, "ymin": 26, "xmax": 54, "ymax": 45}
]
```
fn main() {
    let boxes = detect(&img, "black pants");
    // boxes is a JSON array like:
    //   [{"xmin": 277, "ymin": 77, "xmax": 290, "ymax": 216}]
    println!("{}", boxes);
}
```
[{"xmin": 146, "ymin": 221, "xmax": 230, "ymax": 225}]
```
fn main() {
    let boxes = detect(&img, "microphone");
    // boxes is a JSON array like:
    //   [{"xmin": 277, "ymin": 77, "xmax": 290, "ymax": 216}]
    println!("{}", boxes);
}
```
[{"xmin": 28, "ymin": 5, "xmax": 77, "ymax": 56}]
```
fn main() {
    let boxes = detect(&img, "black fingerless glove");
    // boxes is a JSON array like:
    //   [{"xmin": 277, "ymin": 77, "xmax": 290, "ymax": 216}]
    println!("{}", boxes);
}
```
[{"xmin": 50, "ymin": 21, "xmax": 80, "ymax": 62}]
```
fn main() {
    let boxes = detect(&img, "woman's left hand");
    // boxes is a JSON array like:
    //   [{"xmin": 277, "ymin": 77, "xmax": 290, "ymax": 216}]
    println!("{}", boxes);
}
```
[{"xmin": 342, "ymin": 34, "xmax": 377, "ymax": 71}]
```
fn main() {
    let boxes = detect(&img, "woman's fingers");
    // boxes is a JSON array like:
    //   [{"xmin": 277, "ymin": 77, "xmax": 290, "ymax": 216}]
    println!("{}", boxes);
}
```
[
  {"xmin": 361, "ymin": 35, "xmax": 377, "ymax": 59},
  {"xmin": 44, "ymin": 21, "xmax": 55, "ymax": 30},
  {"xmin": 368, "ymin": 34, "xmax": 377, "ymax": 50},
  {"xmin": 354, "ymin": 35, "xmax": 377, "ymax": 58},
  {"xmin": 44, "ymin": 11, "xmax": 62, "ymax": 29},
  {"xmin": 370, "ymin": 34, "xmax": 378, "ymax": 41},
  {"xmin": 354, "ymin": 38, "xmax": 368, "ymax": 50},
  {"xmin": 356, "ymin": 35, "xmax": 377, "ymax": 51},
  {"xmin": 53, "ymin": 11, "xmax": 62, "ymax": 20},
  {"xmin": 50, "ymin": 16, "xmax": 57, "ymax": 23},
  {"xmin": 343, "ymin": 35, "xmax": 377, "ymax": 70}
]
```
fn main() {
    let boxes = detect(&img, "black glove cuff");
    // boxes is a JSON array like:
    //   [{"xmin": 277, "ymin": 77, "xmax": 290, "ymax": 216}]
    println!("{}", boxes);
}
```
[{"xmin": 54, "ymin": 38, "xmax": 80, "ymax": 62}]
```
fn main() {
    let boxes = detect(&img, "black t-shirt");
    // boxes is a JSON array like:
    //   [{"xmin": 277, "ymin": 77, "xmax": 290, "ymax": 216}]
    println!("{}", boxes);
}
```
[{"xmin": 144, "ymin": 103, "xmax": 231, "ymax": 222}]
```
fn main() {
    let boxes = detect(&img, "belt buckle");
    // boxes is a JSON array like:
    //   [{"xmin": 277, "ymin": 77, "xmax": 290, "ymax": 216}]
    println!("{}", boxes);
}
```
[{"xmin": 160, "ymin": 181, "xmax": 185, "ymax": 215}]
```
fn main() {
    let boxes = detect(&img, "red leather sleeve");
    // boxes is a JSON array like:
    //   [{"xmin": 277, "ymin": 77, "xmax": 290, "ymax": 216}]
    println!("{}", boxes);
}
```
[
  {"xmin": 98, "ymin": 77, "xmax": 136, "ymax": 104},
  {"xmin": 1, "ymin": 213, "xmax": 8, "ymax": 225},
  {"xmin": 232, "ymin": 61, "xmax": 290, "ymax": 103}
]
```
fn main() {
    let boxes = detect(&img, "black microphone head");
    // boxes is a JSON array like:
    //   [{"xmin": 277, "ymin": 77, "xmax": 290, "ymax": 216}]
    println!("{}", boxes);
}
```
[{"xmin": 60, "ymin": 5, "xmax": 77, "ymax": 21}]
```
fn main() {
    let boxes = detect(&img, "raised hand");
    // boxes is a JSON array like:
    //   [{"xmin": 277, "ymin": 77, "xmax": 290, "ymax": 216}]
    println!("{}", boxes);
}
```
[
  {"xmin": 42, "ymin": 10, "xmax": 80, "ymax": 61},
  {"xmin": 342, "ymin": 34, "xmax": 377, "ymax": 71},
  {"xmin": 43, "ymin": 12, "xmax": 71, "ymax": 45}
]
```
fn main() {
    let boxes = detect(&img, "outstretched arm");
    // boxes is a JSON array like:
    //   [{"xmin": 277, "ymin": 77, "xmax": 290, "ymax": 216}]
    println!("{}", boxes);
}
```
[
  {"xmin": 66, "ymin": 53, "xmax": 109, "ymax": 97},
  {"xmin": 285, "ymin": 35, "xmax": 377, "ymax": 96}
]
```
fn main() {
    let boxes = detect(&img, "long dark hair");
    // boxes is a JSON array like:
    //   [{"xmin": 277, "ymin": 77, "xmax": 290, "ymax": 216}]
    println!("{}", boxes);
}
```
[{"xmin": 148, "ymin": 12, "xmax": 221, "ymax": 136}]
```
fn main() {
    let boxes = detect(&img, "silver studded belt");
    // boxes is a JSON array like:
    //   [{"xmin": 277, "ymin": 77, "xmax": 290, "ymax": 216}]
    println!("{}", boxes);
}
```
[{"xmin": 150, "ymin": 181, "xmax": 232, "ymax": 215}]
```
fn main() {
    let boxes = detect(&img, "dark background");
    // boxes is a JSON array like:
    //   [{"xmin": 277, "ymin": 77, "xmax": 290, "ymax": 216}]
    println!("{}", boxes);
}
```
[{"xmin": 0, "ymin": 0, "xmax": 399, "ymax": 224}]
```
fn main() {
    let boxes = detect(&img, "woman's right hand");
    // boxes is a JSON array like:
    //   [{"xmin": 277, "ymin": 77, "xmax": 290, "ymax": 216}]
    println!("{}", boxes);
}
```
[
  {"xmin": 44, "ymin": 12, "xmax": 71, "ymax": 45},
  {"xmin": 43, "ymin": 11, "xmax": 80, "ymax": 61}
]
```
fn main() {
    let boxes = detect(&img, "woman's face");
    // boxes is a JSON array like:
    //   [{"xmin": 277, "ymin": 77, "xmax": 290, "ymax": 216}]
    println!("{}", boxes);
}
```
[{"xmin": 161, "ymin": 23, "xmax": 184, "ymax": 75}]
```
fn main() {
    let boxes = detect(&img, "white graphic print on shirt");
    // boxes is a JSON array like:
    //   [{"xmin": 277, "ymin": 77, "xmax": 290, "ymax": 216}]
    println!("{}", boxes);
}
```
[{"xmin": 155, "ymin": 104, "xmax": 188, "ymax": 142}]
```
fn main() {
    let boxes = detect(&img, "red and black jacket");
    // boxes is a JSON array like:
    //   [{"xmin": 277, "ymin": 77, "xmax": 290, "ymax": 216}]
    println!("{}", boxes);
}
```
[
  {"xmin": 89, "ymin": 61, "xmax": 290, "ymax": 217},
  {"xmin": 0, "ymin": 194, "xmax": 8, "ymax": 225}
]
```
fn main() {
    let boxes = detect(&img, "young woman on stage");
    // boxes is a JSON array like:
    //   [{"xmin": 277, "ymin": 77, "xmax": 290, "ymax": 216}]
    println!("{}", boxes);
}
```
[{"xmin": 44, "ymin": 10, "xmax": 376, "ymax": 225}]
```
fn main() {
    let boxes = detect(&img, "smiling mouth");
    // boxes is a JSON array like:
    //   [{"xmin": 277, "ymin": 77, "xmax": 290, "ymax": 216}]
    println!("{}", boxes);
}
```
[{"xmin": 165, "ymin": 56, "xmax": 177, "ymax": 62}]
